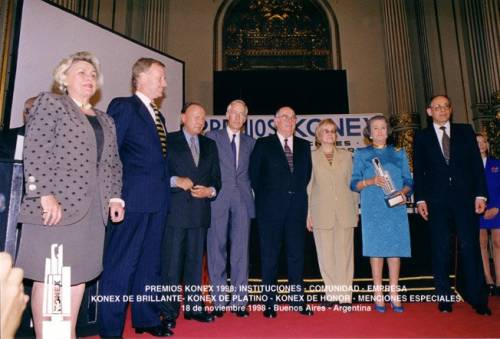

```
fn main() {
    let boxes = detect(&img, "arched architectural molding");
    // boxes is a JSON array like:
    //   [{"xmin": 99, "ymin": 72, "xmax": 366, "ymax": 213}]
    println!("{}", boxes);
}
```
[{"xmin": 213, "ymin": 0, "xmax": 341, "ymax": 71}]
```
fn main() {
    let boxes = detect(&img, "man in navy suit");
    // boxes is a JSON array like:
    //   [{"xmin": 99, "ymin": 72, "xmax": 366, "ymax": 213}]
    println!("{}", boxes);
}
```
[
  {"xmin": 250, "ymin": 106, "xmax": 313, "ymax": 318},
  {"xmin": 161, "ymin": 103, "xmax": 221, "ymax": 328},
  {"xmin": 99, "ymin": 58, "xmax": 172, "ymax": 337},
  {"xmin": 206, "ymin": 100, "xmax": 255, "ymax": 318},
  {"xmin": 413, "ymin": 95, "xmax": 491, "ymax": 316}
]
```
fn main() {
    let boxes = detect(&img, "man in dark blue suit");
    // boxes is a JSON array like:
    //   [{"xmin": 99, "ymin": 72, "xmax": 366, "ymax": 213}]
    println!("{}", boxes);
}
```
[
  {"xmin": 99, "ymin": 58, "xmax": 172, "ymax": 337},
  {"xmin": 161, "ymin": 103, "xmax": 221, "ymax": 328},
  {"xmin": 413, "ymin": 95, "xmax": 491, "ymax": 316},
  {"xmin": 250, "ymin": 106, "xmax": 313, "ymax": 318}
]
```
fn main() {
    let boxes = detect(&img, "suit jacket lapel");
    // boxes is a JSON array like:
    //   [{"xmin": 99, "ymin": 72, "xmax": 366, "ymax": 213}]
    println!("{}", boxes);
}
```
[
  {"xmin": 273, "ymin": 134, "xmax": 291, "ymax": 171},
  {"xmin": 61, "ymin": 95, "xmax": 97, "ymax": 155},
  {"xmin": 133, "ymin": 95, "xmax": 158, "ymax": 137},
  {"xmin": 429, "ymin": 126, "xmax": 448, "ymax": 165},
  {"xmin": 177, "ymin": 133, "xmax": 198, "ymax": 171},
  {"xmin": 317, "ymin": 146, "xmax": 335, "ymax": 184},
  {"xmin": 449, "ymin": 124, "xmax": 458, "ymax": 165},
  {"xmin": 95, "ymin": 111, "xmax": 110, "ymax": 161},
  {"xmin": 220, "ymin": 130, "xmax": 237, "ymax": 169},
  {"xmin": 198, "ymin": 136, "xmax": 208, "ymax": 170},
  {"xmin": 237, "ymin": 134, "xmax": 249, "ymax": 175}
]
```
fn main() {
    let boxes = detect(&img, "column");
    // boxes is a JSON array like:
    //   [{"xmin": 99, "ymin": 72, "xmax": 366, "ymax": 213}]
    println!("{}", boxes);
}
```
[{"xmin": 381, "ymin": 0, "xmax": 420, "ymax": 165}]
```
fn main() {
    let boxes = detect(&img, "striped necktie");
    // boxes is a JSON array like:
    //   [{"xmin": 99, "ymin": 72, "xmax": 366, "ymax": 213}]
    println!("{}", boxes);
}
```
[
  {"xmin": 440, "ymin": 126, "xmax": 450, "ymax": 165},
  {"xmin": 150, "ymin": 102, "xmax": 167, "ymax": 157},
  {"xmin": 284, "ymin": 138, "xmax": 294, "ymax": 172}
]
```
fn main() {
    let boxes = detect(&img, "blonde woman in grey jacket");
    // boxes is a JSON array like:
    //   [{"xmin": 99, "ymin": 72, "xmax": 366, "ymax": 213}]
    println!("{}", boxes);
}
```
[{"xmin": 16, "ymin": 51, "xmax": 124, "ymax": 338}]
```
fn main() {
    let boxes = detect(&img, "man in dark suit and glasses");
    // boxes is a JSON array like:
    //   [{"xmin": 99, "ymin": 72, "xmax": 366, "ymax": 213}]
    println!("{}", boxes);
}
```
[
  {"xmin": 413, "ymin": 95, "xmax": 491, "ymax": 316},
  {"xmin": 99, "ymin": 58, "xmax": 172, "ymax": 337},
  {"xmin": 161, "ymin": 103, "xmax": 221, "ymax": 328},
  {"xmin": 250, "ymin": 106, "xmax": 313, "ymax": 318}
]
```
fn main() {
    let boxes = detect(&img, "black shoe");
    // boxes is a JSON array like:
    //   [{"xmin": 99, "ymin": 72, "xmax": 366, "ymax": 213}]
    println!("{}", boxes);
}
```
[
  {"xmin": 135, "ymin": 325, "xmax": 173, "ymax": 337},
  {"xmin": 161, "ymin": 318, "xmax": 176, "ymax": 329},
  {"xmin": 487, "ymin": 284, "xmax": 495, "ymax": 296},
  {"xmin": 474, "ymin": 305, "xmax": 492, "ymax": 316},
  {"xmin": 232, "ymin": 309, "xmax": 250, "ymax": 317},
  {"xmin": 298, "ymin": 304, "xmax": 314, "ymax": 316},
  {"xmin": 263, "ymin": 307, "xmax": 277, "ymax": 318},
  {"xmin": 494, "ymin": 286, "xmax": 500, "ymax": 296},
  {"xmin": 212, "ymin": 310, "xmax": 225, "ymax": 318},
  {"xmin": 438, "ymin": 302, "xmax": 452, "ymax": 313},
  {"xmin": 100, "ymin": 336, "xmax": 123, "ymax": 339},
  {"xmin": 184, "ymin": 311, "xmax": 215, "ymax": 322}
]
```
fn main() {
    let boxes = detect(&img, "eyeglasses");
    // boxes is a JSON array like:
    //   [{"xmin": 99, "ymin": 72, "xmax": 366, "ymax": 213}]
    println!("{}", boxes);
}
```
[{"xmin": 430, "ymin": 104, "xmax": 450, "ymax": 111}]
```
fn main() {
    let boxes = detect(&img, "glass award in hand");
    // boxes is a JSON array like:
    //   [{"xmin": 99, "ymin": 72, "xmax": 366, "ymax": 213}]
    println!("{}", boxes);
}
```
[{"xmin": 371, "ymin": 157, "xmax": 406, "ymax": 208}]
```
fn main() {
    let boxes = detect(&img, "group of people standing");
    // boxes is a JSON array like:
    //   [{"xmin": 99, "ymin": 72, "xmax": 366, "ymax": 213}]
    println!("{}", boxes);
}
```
[{"xmin": 12, "ymin": 51, "xmax": 496, "ymax": 339}]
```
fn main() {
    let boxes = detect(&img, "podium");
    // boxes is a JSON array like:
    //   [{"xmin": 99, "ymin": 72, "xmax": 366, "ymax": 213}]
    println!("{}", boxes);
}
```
[
  {"xmin": 0, "ymin": 159, "xmax": 100, "ymax": 337},
  {"xmin": 0, "ymin": 159, "xmax": 23, "ymax": 255}
]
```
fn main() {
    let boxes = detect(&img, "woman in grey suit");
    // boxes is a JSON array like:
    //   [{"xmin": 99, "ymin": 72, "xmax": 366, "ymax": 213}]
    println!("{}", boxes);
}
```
[
  {"xmin": 15, "ymin": 51, "xmax": 124, "ymax": 338},
  {"xmin": 307, "ymin": 118, "xmax": 359, "ymax": 307}
]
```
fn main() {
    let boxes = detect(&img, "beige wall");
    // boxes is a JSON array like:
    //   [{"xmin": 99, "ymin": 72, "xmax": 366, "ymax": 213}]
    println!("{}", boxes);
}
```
[
  {"xmin": 166, "ymin": 0, "xmax": 223, "ymax": 115},
  {"xmin": 331, "ymin": 0, "xmax": 388, "ymax": 114}
]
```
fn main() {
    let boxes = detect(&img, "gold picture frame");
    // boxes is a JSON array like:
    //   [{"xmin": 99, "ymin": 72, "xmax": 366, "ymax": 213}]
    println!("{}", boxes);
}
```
[{"xmin": 0, "ymin": 0, "xmax": 15, "ymax": 130}]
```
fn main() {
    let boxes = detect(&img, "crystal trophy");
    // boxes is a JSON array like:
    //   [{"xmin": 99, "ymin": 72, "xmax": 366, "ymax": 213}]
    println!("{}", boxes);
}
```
[
  {"xmin": 42, "ymin": 244, "xmax": 71, "ymax": 339},
  {"xmin": 371, "ymin": 157, "xmax": 406, "ymax": 208}
]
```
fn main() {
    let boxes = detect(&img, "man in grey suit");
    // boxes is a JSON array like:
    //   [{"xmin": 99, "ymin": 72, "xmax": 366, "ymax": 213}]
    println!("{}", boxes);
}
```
[{"xmin": 206, "ymin": 100, "xmax": 256, "ymax": 318}]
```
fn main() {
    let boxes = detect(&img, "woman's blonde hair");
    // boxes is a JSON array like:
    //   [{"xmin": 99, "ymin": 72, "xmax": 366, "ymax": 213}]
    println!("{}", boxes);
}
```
[
  {"xmin": 314, "ymin": 118, "xmax": 337, "ymax": 147},
  {"xmin": 53, "ymin": 51, "xmax": 103, "ymax": 93}
]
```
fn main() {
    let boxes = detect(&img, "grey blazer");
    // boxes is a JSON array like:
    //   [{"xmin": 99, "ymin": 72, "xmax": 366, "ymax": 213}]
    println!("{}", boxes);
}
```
[
  {"xmin": 206, "ymin": 129, "xmax": 256, "ymax": 219},
  {"xmin": 18, "ymin": 92, "xmax": 122, "ymax": 226}
]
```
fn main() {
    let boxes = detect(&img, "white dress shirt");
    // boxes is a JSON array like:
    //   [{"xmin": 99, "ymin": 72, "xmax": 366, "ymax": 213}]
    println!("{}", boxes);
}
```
[
  {"xmin": 135, "ymin": 91, "xmax": 157, "ymax": 122},
  {"xmin": 433, "ymin": 121, "xmax": 451, "ymax": 157},
  {"xmin": 276, "ymin": 132, "xmax": 294, "ymax": 152}
]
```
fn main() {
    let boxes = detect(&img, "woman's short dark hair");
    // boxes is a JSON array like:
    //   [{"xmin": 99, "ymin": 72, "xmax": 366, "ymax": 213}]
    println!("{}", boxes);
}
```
[{"xmin": 363, "ymin": 115, "xmax": 393, "ymax": 140}]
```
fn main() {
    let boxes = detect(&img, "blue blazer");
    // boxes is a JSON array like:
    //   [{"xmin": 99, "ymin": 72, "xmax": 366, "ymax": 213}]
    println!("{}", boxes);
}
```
[
  {"xmin": 107, "ymin": 95, "xmax": 169, "ymax": 213},
  {"xmin": 480, "ymin": 157, "xmax": 500, "ymax": 228},
  {"xmin": 413, "ymin": 123, "xmax": 487, "ymax": 206},
  {"xmin": 166, "ymin": 130, "xmax": 221, "ymax": 228},
  {"xmin": 206, "ymin": 129, "xmax": 256, "ymax": 219},
  {"xmin": 250, "ymin": 134, "xmax": 312, "ymax": 224}
]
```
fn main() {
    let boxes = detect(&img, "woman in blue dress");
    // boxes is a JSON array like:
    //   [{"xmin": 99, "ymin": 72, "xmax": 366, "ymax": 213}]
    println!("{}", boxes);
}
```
[
  {"xmin": 476, "ymin": 133, "xmax": 500, "ymax": 296},
  {"xmin": 350, "ymin": 115, "xmax": 412, "ymax": 313}
]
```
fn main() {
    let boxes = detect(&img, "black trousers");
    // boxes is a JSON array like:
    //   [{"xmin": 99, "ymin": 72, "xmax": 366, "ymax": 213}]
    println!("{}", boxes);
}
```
[
  {"xmin": 258, "ymin": 213, "xmax": 306, "ymax": 308},
  {"xmin": 427, "ymin": 197, "xmax": 488, "ymax": 307},
  {"xmin": 160, "ymin": 226, "xmax": 206, "ymax": 319}
]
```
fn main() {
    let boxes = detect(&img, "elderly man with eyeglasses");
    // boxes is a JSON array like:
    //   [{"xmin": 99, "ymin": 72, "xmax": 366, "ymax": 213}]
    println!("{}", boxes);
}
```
[
  {"xmin": 250, "ymin": 106, "xmax": 313, "ymax": 318},
  {"xmin": 413, "ymin": 95, "xmax": 491, "ymax": 316}
]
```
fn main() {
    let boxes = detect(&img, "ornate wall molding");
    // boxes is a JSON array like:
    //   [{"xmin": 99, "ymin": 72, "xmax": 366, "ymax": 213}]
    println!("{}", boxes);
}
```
[{"xmin": 214, "ymin": 0, "xmax": 341, "ymax": 70}]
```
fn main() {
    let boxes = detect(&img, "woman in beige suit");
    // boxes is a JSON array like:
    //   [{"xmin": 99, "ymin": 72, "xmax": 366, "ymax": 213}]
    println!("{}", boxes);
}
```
[{"xmin": 307, "ymin": 118, "xmax": 359, "ymax": 307}]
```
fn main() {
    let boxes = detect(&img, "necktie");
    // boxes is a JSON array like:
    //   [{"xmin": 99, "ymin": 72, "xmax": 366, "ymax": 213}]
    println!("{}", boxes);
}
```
[
  {"xmin": 190, "ymin": 136, "xmax": 199, "ymax": 166},
  {"xmin": 150, "ymin": 102, "xmax": 167, "ymax": 157},
  {"xmin": 440, "ymin": 126, "xmax": 450, "ymax": 164},
  {"xmin": 231, "ymin": 134, "xmax": 237, "ymax": 169},
  {"xmin": 284, "ymin": 138, "xmax": 294, "ymax": 172}
]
